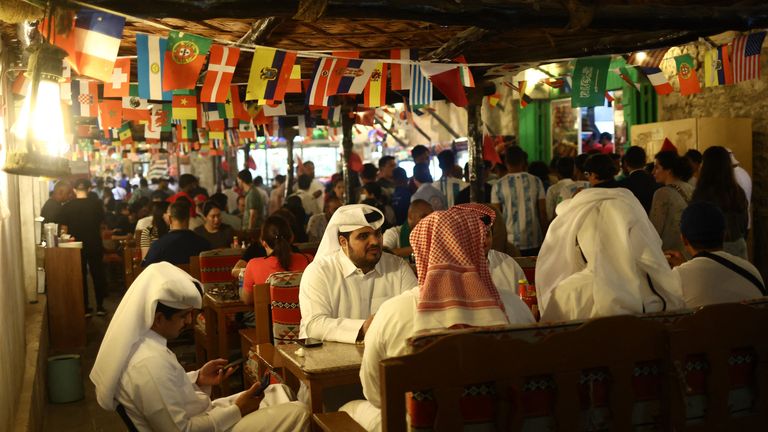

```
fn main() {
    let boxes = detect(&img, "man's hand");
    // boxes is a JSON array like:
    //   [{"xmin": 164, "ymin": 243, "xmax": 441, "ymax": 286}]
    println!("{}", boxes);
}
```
[
  {"xmin": 665, "ymin": 250, "xmax": 686, "ymax": 268},
  {"xmin": 357, "ymin": 314, "xmax": 375, "ymax": 341},
  {"xmin": 234, "ymin": 382, "xmax": 264, "ymax": 416},
  {"xmin": 196, "ymin": 359, "xmax": 237, "ymax": 387}
]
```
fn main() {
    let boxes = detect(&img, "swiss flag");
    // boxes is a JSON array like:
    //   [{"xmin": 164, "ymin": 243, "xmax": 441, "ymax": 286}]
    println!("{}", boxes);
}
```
[{"xmin": 103, "ymin": 58, "xmax": 131, "ymax": 98}]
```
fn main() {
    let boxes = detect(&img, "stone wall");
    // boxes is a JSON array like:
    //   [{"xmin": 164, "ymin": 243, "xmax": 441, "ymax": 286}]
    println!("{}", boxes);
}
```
[{"xmin": 658, "ymin": 43, "xmax": 768, "ymax": 276}]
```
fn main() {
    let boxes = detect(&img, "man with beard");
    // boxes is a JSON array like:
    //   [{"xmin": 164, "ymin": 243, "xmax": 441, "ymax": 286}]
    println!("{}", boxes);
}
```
[{"xmin": 299, "ymin": 204, "xmax": 418, "ymax": 344}]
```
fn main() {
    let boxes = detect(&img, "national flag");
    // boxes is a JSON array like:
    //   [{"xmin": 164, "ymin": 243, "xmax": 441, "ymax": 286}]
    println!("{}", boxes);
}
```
[
  {"xmin": 732, "ymin": 32, "xmax": 767, "ymax": 83},
  {"xmin": 202, "ymin": 103, "xmax": 227, "ymax": 131},
  {"xmin": 518, "ymin": 80, "xmax": 532, "ymax": 108},
  {"xmin": 704, "ymin": 45, "xmax": 734, "ymax": 87},
  {"xmin": 71, "ymin": 79, "xmax": 99, "ymax": 117},
  {"xmin": 391, "ymin": 49, "xmax": 417, "ymax": 90},
  {"xmin": 11, "ymin": 72, "xmax": 29, "ymax": 96},
  {"xmin": 627, "ymin": 48, "xmax": 668, "ymax": 68},
  {"xmin": 326, "ymin": 59, "xmax": 377, "ymax": 96},
  {"xmin": 122, "ymin": 85, "xmax": 151, "ymax": 121},
  {"xmin": 239, "ymin": 120, "xmax": 256, "ymax": 140},
  {"xmin": 487, "ymin": 93, "xmax": 501, "ymax": 109},
  {"xmin": 286, "ymin": 65, "xmax": 302, "ymax": 93},
  {"xmin": 674, "ymin": 54, "xmax": 701, "ymax": 95},
  {"xmin": 615, "ymin": 66, "xmax": 641, "ymax": 91},
  {"xmin": 98, "ymin": 99, "xmax": 123, "ymax": 130},
  {"xmin": 163, "ymin": 31, "xmax": 212, "ymax": 91},
  {"xmin": 145, "ymin": 105, "xmax": 163, "ymax": 142},
  {"xmin": 39, "ymin": 13, "xmax": 77, "ymax": 72},
  {"xmin": 409, "ymin": 63, "xmax": 432, "ymax": 106},
  {"xmin": 454, "ymin": 55, "xmax": 475, "ymax": 87},
  {"xmin": 137, "ymin": 33, "xmax": 172, "ymax": 100},
  {"xmin": 245, "ymin": 47, "xmax": 298, "ymax": 102},
  {"xmin": 421, "ymin": 63, "xmax": 467, "ymax": 107},
  {"xmin": 60, "ymin": 62, "xmax": 72, "ymax": 102},
  {"xmin": 156, "ymin": 103, "xmax": 173, "ymax": 131},
  {"xmin": 364, "ymin": 63, "xmax": 387, "ymax": 107},
  {"xmin": 541, "ymin": 78, "xmax": 565, "ymax": 88},
  {"xmin": 482, "ymin": 135, "xmax": 503, "ymax": 166},
  {"xmin": 200, "ymin": 44, "xmax": 240, "ymax": 102},
  {"xmin": 263, "ymin": 102, "xmax": 286, "ymax": 117},
  {"xmin": 571, "ymin": 56, "xmax": 611, "ymax": 107},
  {"xmin": 641, "ymin": 67, "xmax": 673, "ymax": 95},
  {"xmin": 228, "ymin": 86, "xmax": 250, "ymax": 121},
  {"xmin": 104, "ymin": 57, "xmax": 130, "ymax": 97},
  {"xmin": 70, "ymin": 8, "xmax": 125, "ymax": 82},
  {"xmin": 328, "ymin": 106, "xmax": 342, "ymax": 127},
  {"xmin": 175, "ymin": 120, "xmax": 195, "ymax": 141},
  {"xmin": 118, "ymin": 123, "xmax": 133, "ymax": 145},
  {"xmin": 172, "ymin": 93, "xmax": 198, "ymax": 120},
  {"xmin": 605, "ymin": 91, "xmax": 615, "ymax": 103},
  {"xmin": 306, "ymin": 58, "xmax": 336, "ymax": 107}
]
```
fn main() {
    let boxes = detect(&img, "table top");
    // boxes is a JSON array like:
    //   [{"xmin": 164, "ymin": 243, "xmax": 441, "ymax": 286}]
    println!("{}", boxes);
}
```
[
  {"xmin": 278, "ymin": 341, "xmax": 364, "ymax": 376},
  {"xmin": 203, "ymin": 293, "xmax": 247, "ymax": 308}
]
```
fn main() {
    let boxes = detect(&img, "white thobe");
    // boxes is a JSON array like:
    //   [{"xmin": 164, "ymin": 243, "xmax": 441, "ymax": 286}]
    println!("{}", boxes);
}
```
[
  {"xmin": 487, "ymin": 249, "xmax": 527, "ymax": 292},
  {"xmin": 299, "ymin": 250, "xmax": 418, "ymax": 343},
  {"xmin": 734, "ymin": 166, "xmax": 752, "ymax": 229},
  {"xmin": 341, "ymin": 287, "xmax": 534, "ymax": 431},
  {"xmin": 117, "ymin": 331, "xmax": 308, "ymax": 432},
  {"xmin": 673, "ymin": 251, "xmax": 763, "ymax": 309}
]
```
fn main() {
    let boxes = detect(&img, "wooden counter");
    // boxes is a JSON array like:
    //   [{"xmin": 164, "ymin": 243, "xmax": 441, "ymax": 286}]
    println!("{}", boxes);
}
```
[{"xmin": 45, "ymin": 247, "xmax": 86, "ymax": 351}]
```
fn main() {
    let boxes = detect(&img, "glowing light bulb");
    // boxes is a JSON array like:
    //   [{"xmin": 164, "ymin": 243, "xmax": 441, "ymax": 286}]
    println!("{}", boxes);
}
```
[
  {"xmin": 635, "ymin": 51, "xmax": 648, "ymax": 62},
  {"xmin": 13, "ymin": 79, "xmax": 68, "ymax": 156}
]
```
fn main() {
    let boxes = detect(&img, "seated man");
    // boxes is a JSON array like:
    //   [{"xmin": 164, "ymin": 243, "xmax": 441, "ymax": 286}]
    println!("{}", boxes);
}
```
[
  {"xmin": 90, "ymin": 262, "xmax": 309, "ymax": 431},
  {"xmin": 668, "ymin": 201, "xmax": 765, "ymax": 308},
  {"xmin": 306, "ymin": 196, "xmax": 342, "ymax": 243},
  {"xmin": 299, "ymin": 204, "xmax": 418, "ymax": 343},
  {"xmin": 142, "ymin": 199, "xmax": 211, "ymax": 266},
  {"xmin": 382, "ymin": 199, "xmax": 433, "ymax": 258},
  {"xmin": 340, "ymin": 204, "xmax": 535, "ymax": 431},
  {"xmin": 536, "ymin": 186, "xmax": 685, "ymax": 322}
]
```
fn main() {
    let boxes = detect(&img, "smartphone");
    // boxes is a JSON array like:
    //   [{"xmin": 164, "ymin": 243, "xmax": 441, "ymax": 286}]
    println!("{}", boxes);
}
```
[
  {"xmin": 222, "ymin": 357, "xmax": 245, "ymax": 371},
  {"xmin": 254, "ymin": 373, "xmax": 271, "ymax": 396},
  {"xmin": 298, "ymin": 338, "xmax": 323, "ymax": 348}
]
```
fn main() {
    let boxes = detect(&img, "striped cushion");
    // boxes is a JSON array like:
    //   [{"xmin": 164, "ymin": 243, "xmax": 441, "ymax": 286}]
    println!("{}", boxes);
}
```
[{"xmin": 268, "ymin": 271, "xmax": 303, "ymax": 344}]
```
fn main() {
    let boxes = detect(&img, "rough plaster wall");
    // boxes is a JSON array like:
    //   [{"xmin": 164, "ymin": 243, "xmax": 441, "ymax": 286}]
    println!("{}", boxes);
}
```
[
  {"xmin": 188, "ymin": 152, "xmax": 216, "ymax": 193},
  {"xmin": 482, "ymin": 84, "xmax": 518, "ymax": 137},
  {"xmin": 658, "ymin": 43, "xmax": 768, "ymax": 277}
]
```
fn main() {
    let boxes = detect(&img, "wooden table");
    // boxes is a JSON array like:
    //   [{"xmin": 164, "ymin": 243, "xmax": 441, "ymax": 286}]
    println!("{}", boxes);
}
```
[
  {"xmin": 277, "ymin": 342, "xmax": 364, "ymax": 414},
  {"xmin": 201, "ymin": 293, "xmax": 252, "ymax": 395}
]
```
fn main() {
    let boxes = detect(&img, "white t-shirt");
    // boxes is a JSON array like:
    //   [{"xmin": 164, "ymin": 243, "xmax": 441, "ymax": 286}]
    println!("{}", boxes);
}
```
[
  {"xmin": 135, "ymin": 215, "xmax": 153, "ymax": 233},
  {"xmin": 673, "ymin": 250, "xmax": 763, "ymax": 309},
  {"xmin": 411, "ymin": 183, "xmax": 447, "ymax": 211},
  {"xmin": 299, "ymin": 249, "xmax": 418, "ymax": 343},
  {"xmin": 435, "ymin": 176, "xmax": 467, "ymax": 208},
  {"xmin": 382, "ymin": 225, "xmax": 403, "ymax": 250}
]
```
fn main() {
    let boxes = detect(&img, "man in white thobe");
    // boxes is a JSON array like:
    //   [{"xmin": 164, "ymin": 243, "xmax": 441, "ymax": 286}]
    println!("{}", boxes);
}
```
[
  {"xmin": 90, "ymin": 262, "xmax": 309, "ymax": 432},
  {"xmin": 340, "ymin": 204, "xmax": 535, "ymax": 431},
  {"xmin": 299, "ymin": 204, "xmax": 418, "ymax": 344}
]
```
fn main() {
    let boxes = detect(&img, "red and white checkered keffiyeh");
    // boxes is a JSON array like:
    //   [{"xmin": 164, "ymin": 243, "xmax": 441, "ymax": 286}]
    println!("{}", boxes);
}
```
[{"xmin": 410, "ymin": 204, "xmax": 509, "ymax": 333}]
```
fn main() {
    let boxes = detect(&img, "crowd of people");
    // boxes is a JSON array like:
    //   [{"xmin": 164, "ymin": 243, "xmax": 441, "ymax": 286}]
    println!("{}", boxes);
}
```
[{"xmin": 43, "ymin": 141, "xmax": 763, "ymax": 431}]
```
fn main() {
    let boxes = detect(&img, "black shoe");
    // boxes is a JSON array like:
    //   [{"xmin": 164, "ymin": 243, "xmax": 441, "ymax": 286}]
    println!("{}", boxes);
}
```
[
  {"xmin": 95, "ymin": 307, "xmax": 107, "ymax": 317},
  {"xmin": 85, "ymin": 307, "xmax": 93, "ymax": 318}
]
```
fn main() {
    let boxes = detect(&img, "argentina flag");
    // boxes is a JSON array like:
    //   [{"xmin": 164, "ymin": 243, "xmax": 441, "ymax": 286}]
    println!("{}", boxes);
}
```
[
  {"xmin": 410, "ymin": 63, "xmax": 432, "ymax": 106},
  {"xmin": 136, "ymin": 33, "xmax": 172, "ymax": 101}
]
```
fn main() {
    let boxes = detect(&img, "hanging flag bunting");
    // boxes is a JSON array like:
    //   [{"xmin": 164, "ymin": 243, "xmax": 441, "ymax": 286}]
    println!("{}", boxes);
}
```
[
  {"xmin": 571, "ymin": 56, "xmax": 611, "ymax": 107},
  {"xmin": 68, "ymin": 8, "xmax": 126, "ymax": 82},
  {"xmin": 71, "ymin": 79, "xmax": 99, "ymax": 117},
  {"xmin": 541, "ymin": 78, "xmax": 565, "ymax": 88},
  {"xmin": 333, "ymin": 51, "xmax": 360, "ymax": 59},
  {"xmin": 245, "ymin": 47, "xmax": 298, "ymax": 102},
  {"xmin": 99, "ymin": 98, "xmax": 123, "ymax": 130},
  {"xmin": 137, "ymin": 33, "xmax": 172, "ymax": 101},
  {"xmin": 157, "ymin": 103, "xmax": 173, "ymax": 131},
  {"xmin": 118, "ymin": 123, "xmax": 133, "ymax": 145},
  {"xmin": 238, "ymin": 120, "xmax": 256, "ymax": 140},
  {"xmin": 203, "ymin": 103, "xmax": 227, "ymax": 131},
  {"xmin": 732, "ymin": 31, "xmax": 767, "ymax": 83},
  {"xmin": 104, "ymin": 57, "xmax": 130, "ymax": 98},
  {"xmin": 39, "ymin": 13, "xmax": 78, "ymax": 72},
  {"xmin": 172, "ymin": 92, "xmax": 198, "ymax": 120},
  {"xmin": 704, "ymin": 45, "xmax": 734, "ymax": 87},
  {"xmin": 482, "ymin": 136, "xmax": 503, "ymax": 166},
  {"xmin": 163, "ymin": 31, "xmax": 212, "ymax": 91},
  {"xmin": 263, "ymin": 102, "xmax": 286, "ymax": 117},
  {"xmin": 364, "ymin": 62, "xmax": 388, "ymax": 107},
  {"xmin": 604, "ymin": 91, "xmax": 615, "ymax": 103},
  {"xmin": 327, "ymin": 59, "xmax": 377, "ymax": 96},
  {"xmin": 175, "ymin": 120, "xmax": 195, "ymax": 141},
  {"xmin": 454, "ymin": 55, "xmax": 475, "ymax": 87},
  {"xmin": 145, "ymin": 105, "xmax": 163, "ymax": 142},
  {"xmin": 518, "ymin": 80, "xmax": 532, "ymax": 108},
  {"xmin": 306, "ymin": 58, "xmax": 336, "ymax": 107},
  {"xmin": 674, "ymin": 54, "xmax": 701, "ymax": 95},
  {"xmin": 420, "ymin": 63, "xmax": 467, "ymax": 107},
  {"xmin": 391, "ymin": 49, "xmax": 417, "ymax": 90},
  {"xmin": 122, "ymin": 84, "xmax": 151, "ymax": 121},
  {"xmin": 11, "ymin": 72, "xmax": 29, "ymax": 96},
  {"xmin": 201, "ymin": 44, "xmax": 240, "ymax": 103},
  {"xmin": 60, "ymin": 61, "xmax": 72, "ymax": 102},
  {"xmin": 286, "ymin": 65, "xmax": 302, "ymax": 93},
  {"xmin": 641, "ymin": 67, "xmax": 673, "ymax": 95},
  {"xmin": 409, "ymin": 63, "xmax": 432, "ymax": 106},
  {"xmin": 228, "ymin": 86, "xmax": 250, "ymax": 121},
  {"xmin": 615, "ymin": 66, "xmax": 641, "ymax": 92},
  {"xmin": 627, "ymin": 48, "xmax": 668, "ymax": 68},
  {"xmin": 487, "ymin": 93, "xmax": 501, "ymax": 109}
]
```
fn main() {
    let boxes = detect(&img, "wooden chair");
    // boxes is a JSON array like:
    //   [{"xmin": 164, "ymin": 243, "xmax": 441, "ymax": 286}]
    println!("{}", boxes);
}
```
[{"xmin": 668, "ymin": 303, "xmax": 768, "ymax": 431}]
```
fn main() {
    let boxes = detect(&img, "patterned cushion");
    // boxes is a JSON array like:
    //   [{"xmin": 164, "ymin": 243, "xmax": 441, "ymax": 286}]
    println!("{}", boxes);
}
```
[
  {"xmin": 199, "ymin": 249, "xmax": 242, "ymax": 284},
  {"xmin": 268, "ymin": 271, "xmax": 303, "ymax": 344}
]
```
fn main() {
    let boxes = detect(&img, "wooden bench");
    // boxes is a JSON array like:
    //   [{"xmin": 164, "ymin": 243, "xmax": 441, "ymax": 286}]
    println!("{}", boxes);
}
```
[{"xmin": 314, "ymin": 301, "xmax": 768, "ymax": 431}]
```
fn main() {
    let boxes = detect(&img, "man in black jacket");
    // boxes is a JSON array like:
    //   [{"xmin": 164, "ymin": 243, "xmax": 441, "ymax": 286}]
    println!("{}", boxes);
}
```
[{"xmin": 617, "ymin": 146, "xmax": 660, "ymax": 213}]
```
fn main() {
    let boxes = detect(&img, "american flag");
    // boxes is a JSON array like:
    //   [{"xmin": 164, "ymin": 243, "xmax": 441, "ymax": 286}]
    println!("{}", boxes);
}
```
[
  {"xmin": 627, "ymin": 48, "xmax": 668, "ymax": 68},
  {"xmin": 732, "ymin": 31, "xmax": 766, "ymax": 83}
]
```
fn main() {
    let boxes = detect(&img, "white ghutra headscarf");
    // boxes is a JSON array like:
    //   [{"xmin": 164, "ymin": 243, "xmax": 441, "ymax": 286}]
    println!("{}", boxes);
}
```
[{"xmin": 315, "ymin": 204, "xmax": 385, "ymax": 257}]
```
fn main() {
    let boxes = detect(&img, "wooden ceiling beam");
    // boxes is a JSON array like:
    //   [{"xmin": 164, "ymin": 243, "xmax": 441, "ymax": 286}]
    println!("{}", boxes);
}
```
[
  {"xmin": 423, "ymin": 26, "xmax": 489, "ymax": 61},
  {"xmin": 238, "ymin": 17, "xmax": 286, "ymax": 45}
]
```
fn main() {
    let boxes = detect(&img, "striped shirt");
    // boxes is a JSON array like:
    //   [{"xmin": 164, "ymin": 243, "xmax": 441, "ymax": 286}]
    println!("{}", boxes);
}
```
[
  {"xmin": 436, "ymin": 176, "xmax": 467, "ymax": 208},
  {"xmin": 491, "ymin": 172, "xmax": 546, "ymax": 250},
  {"xmin": 545, "ymin": 179, "xmax": 589, "ymax": 221}
]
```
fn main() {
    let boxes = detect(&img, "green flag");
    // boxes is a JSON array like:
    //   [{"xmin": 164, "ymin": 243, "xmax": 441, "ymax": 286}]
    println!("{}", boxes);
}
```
[{"xmin": 571, "ymin": 56, "xmax": 612, "ymax": 107}]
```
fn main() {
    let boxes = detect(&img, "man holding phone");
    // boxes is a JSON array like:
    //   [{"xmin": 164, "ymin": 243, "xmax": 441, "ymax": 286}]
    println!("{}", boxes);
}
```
[
  {"xmin": 299, "ymin": 204, "xmax": 418, "ymax": 344},
  {"xmin": 91, "ymin": 262, "xmax": 309, "ymax": 431}
]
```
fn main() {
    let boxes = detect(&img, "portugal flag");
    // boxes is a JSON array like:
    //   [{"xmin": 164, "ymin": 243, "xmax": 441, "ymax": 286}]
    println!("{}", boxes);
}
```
[
  {"xmin": 163, "ymin": 31, "xmax": 212, "ymax": 91},
  {"xmin": 674, "ymin": 54, "xmax": 701, "ymax": 95}
]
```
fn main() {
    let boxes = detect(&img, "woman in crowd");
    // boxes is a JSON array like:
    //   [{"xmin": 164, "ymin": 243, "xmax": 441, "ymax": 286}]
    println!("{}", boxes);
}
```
[
  {"xmin": 139, "ymin": 201, "xmax": 169, "ymax": 259},
  {"xmin": 649, "ymin": 151, "xmax": 694, "ymax": 256},
  {"xmin": 691, "ymin": 146, "xmax": 749, "ymax": 259},
  {"xmin": 283, "ymin": 195, "xmax": 309, "ymax": 243},
  {"xmin": 193, "ymin": 201, "xmax": 235, "ymax": 249},
  {"xmin": 240, "ymin": 215, "xmax": 313, "ymax": 305}
]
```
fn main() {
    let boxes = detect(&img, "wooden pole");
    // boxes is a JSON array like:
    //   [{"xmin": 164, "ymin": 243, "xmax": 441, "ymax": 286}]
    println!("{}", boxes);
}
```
[
  {"xmin": 341, "ymin": 97, "xmax": 356, "ymax": 205},
  {"xmin": 467, "ymin": 87, "xmax": 484, "ymax": 203},
  {"xmin": 283, "ymin": 124, "xmax": 297, "ymax": 202}
]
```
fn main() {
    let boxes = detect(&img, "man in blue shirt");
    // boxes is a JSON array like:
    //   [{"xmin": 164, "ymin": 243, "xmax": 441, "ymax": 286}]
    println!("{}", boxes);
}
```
[{"xmin": 142, "ymin": 199, "xmax": 211, "ymax": 266}]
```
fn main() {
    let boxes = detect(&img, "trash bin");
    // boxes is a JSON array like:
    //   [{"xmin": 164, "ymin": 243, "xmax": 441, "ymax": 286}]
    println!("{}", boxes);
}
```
[{"xmin": 47, "ymin": 354, "xmax": 84, "ymax": 403}]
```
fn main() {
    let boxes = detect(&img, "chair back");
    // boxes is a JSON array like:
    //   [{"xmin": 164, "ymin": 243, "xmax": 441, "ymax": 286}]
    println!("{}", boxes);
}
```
[
  {"xmin": 267, "ymin": 271, "xmax": 303, "ymax": 344},
  {"xmin": 294, "ymin": 241, "xmax": 320, "ymax": 255},
  {"xmin": 382, "ymin": 315, "xmax": 667, "ymax": 432},
  {"xmin": 198, "ymin": 249, "xmax": 241, "ymax": 299},
  {"xmin": 668, "ymin": 303, "xmax": 768, "ymax": 431}
]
